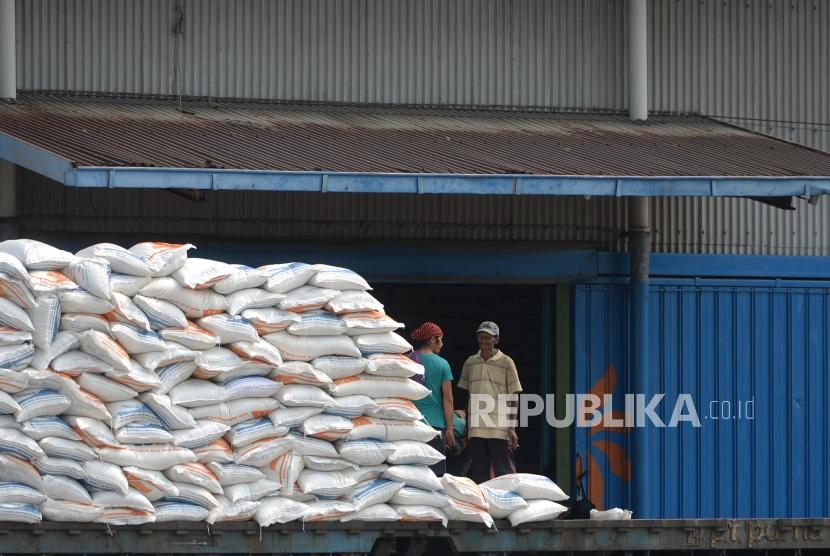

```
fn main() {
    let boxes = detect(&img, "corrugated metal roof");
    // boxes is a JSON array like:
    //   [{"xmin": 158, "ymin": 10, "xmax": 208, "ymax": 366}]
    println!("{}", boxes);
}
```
[{"xmin": 2, "ymin": 94, "xmax": 830, "ymax": 177}]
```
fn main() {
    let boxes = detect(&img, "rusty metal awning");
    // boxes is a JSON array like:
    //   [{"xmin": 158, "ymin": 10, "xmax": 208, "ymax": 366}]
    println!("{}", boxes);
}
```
[{"xmin": 1, "ymin": 93, "xmax": 829, "ymax": 197}]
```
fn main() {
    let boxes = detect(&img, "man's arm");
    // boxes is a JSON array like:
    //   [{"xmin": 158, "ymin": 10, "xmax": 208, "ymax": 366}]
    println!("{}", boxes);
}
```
[
  {"xmin": 507, "ymin": 359, "xmax": 522, "ymax": 450},
  {"xmin": 441, "ymin": 380, "xmax": 455, "ymax": 447}
]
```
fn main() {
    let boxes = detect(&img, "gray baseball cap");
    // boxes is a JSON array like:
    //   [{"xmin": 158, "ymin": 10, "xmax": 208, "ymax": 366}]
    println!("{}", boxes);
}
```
[{"xmin": 476, "ymin": 321, "xmax": 500, "ymax": 336}]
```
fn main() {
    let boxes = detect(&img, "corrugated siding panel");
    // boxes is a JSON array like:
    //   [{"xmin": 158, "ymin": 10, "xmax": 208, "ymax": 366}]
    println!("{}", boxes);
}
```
[{"xmin": 574, "ymin": 281, "xmax": 830, "ymax": 518}]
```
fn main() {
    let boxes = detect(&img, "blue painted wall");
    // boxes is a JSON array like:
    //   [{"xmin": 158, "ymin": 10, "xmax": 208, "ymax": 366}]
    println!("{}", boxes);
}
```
[{"xmin": 574, "ymin": 280, "xmax": 830, "ymax": 518}]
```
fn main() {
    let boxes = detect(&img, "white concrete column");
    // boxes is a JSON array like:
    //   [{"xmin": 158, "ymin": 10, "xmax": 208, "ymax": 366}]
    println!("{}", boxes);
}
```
[{"xmin": 628, "ymin": 0, "xmax": 647, "ymax": 121}]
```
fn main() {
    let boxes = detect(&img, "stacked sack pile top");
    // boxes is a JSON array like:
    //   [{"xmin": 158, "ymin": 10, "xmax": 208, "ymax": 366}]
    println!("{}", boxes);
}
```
[{"xmin": 0, "ymin": 239, "xmax": 570, "ymax": 527}]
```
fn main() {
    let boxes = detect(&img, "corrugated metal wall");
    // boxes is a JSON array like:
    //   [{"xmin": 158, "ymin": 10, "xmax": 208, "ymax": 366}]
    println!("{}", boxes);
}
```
[
  {"xmin": 16, "ymin": 170, "xmax": 830, "ymax": 256},
  {"xmin": 574, "ymin": 280, "xmax": 830, "ymax": 518},
  {"xmin": 16, "ymin": 0, "xmax": 830, "ymax": 153}
]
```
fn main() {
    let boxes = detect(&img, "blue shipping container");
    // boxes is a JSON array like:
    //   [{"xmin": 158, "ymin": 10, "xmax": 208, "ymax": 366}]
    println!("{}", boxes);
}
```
[{"xmin": 574, "ymin": 280, "xmax": 830, "ymax": 518}]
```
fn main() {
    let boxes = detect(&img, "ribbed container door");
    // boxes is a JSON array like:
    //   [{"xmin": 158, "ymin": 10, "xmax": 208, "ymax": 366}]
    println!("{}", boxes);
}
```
[{"xmin": 574, "ymin": 281, "xmax": 830, "ymax": 518}]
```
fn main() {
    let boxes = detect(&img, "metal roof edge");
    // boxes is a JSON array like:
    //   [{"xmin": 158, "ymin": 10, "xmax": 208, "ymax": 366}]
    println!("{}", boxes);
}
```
[
  {"xmin": 0, "ymin": 130, "xmax": 73, "ymax": 183},
  {"xmin": 598, "ymin": 253, "xmax": 830, "ymax": 280}
]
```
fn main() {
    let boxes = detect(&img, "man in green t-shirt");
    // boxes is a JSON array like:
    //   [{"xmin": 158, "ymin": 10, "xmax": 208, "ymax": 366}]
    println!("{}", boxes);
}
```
[{"xmin": 409, "ymin": 322, "xmax": 455, "ymax": 476}]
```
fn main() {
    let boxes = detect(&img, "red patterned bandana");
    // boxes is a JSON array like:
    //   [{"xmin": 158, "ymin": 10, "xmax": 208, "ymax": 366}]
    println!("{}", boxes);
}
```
[{"xmin": 410, "ymin": 322, "xmax": 444, "ymax": 342}]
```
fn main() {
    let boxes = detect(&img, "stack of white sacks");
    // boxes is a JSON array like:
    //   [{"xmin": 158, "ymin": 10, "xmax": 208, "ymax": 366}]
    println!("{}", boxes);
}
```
[{"xmin": 0, "ymin": 239, "xmax": 570, "ymax": 527}]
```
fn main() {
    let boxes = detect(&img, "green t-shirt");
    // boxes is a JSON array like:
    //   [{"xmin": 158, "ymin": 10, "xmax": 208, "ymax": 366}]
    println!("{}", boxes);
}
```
[{"xmin": 413, "ymin": 353, "xmax": 453, "ymax": 429}]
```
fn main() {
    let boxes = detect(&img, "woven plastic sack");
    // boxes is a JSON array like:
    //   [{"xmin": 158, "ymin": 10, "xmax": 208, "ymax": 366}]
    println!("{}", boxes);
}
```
[
  {"xmin": 197, "ymin": 314, "xmax": 259, "ymax": 344},
  {"xmin": 325, "ymin": 291, "xmax": 383, "ymax": 314},
  {"xmin": 28, "ymin": 271, "xmax": 77, "ymax": 295},
  {"xmin": 341, "ymin": 502, "xmax": 400, "ymax": 522},
  {"xmin": 106, "ymin": 292, "xmax": 151, "ymax": 331},
  {"xmin": 254, "ymin": 496, "xmax": 309, "ymax": 525},
  {"xmin": 188, "ymin": 398, "xmax": 279, "ymax": 426},
  {"xmin": 83, "ymin": 460, "xmax": 128, "ymax": 495},
  {"xmin": 0, "ymin": 326, "xmax": 32, "ymax": 346},
  {"xmin": 207, "ymin": 495, "xmax": 260, "ymax": 524},
  {"xmin": 123, "ymin": 466, "xmax": 179, "ymax": 501},
  {"xmin": 260, "ymin": 263, "xmax": 317, "ymax": 294},
  {"xmin": 116, "ymin": 423, "xmax": 174, "ymax": 445},
  {"xmin": 240, "ymin": 307, "xmax": 301, "ymax": 334},
  {"xmin": 76, "ymin": 244, "xmax": 152, "ymax": 277},
  {"xmin": 382, "ymin": 465, "xmax": 442, "ymax": 492},
  {"xmin": 206, "ymin": 462, "xmax": 264, "ymax": 486},
  {"xmin": 110, "ymin": 323, "xmax": 166, "ymax": 354},
  {"xmin": 234, "ymin": 437, "xmax": 294, "ymax": 467},
  {"xmin": 26, "ymin": 294, "xmax": 60, "ymax": 349},
  {"xmin": 353, "ymin": 332, "xmax": 413, "ymax": 355},
  {"xmin": 265, "ymin": 331, "xmax": 360, "ymax": 361},
  {"xmin": 270, "ymin": 361, "xmax": 332, "ymax": 387},
  {"xmin": 193, "ymin": 439, "xmax": 234, "ymax": 464},
  {"xmin": 287, "ymin": 310, "xmax": 347, "ymax": 336},
  {"xmin": 336, "ymin": 439, "xmax": 396, "ymax": 466},
  {"xmin": 30, "ymin": 331, "xmax": 79, "ymax": 371},
  {"xmin": 133, "ymin": 294, "xmax": 187, "ymax": 330},
  {"xmin": 389, "ymin": 486, "xmax": 451, "ymax": 508},
  {"xmin": 40, "ymin": 499, "xmax": 100, "ymax": 522},
  {"xmin": 59, "ymin": 290, "xmax": 114, "ymax": 315},
  {"xmin": 480, "ymin": 485, "xmax": 528, "ymax": 519},
  {"xmin": 225, "ymin": 418, "xmax": 289, "ymax": 448},
  {"xmin": 154, "ymin": 501, "xmax": 209, "ymax": 522},
  {"xmin": 0, "ymin": 297, "xmax": 34, "ymax": 332},
  {"xmin": 366, "ymin": 354, "xmax": 425, "ymax": 379},
  {"xmin": 165, "ymin": 482, "xmax": 219, "ymax": 509},
  {"xmin": 388, "ymin": 441, "xmax": 446, "ymax": 466},
  {"xmin": 342, "ymin": 311, "xmax": 405, "ymax": 336},
  {"xmin": 324, "ymin": 395, "xmax": 377, "ymax": 419},
  {"xmin": 0, "ymin": 274, "xmax": 37, "ymax": 309},
  {"xmin": 170, "ymin": 420, "xmax": 230, "ymax": 449},
  {"xmin": 159, "ymin": 321, "xmax": 220, "ymax": 350},
  {"xmin": 40, "ymin": 437, "xmax": 96, "ymax": 461},
  {"xmin": 349, "ymin": 417, "xmax": 438, "ymax": 442},
  {"xmin": 392, "ymin": 504, "xmax": 448, "ymax": 526},
  {"xmin": 274, "ymin": 384, "xmax": 334, "ymax": 408},
  {"xmin": 268, "ymin": 406, "xmax": 324, "ymax": 429},
  {"xmin": 229, "ymin": 338, "xmax": 283, "ymax": 367},
  {"xmin": 226, "ymin": 288, "xmax": 283, "ymax": 316},
  {"xmin": 129, "ymin": 242, "xmax": 194, "ymax": 277},
  {"xmin": 109, "ymin": 274, "xmax": 152, "ymax": 297},
  {"xmin": 0, "ymin": 368, "xmax": 28, "ymax": 394},
  {"xmin": 78, "ymin": 330, "xmax": 132, "ymax": 372},
  {"xmin": 64, "ymin": 257, "xmax": 111, "ymax": 299},
  {"xmin": 139, "ymin": 393, "xmax": 197, "ymax": 429},
  {"xmin": 60, "ymin": 313, "xmax": 110, "ymax": 336},
  {"xmin": 136, "ymin": 342, "xmax": 198, "ymax": 372},
  {"xmin": 153, "ymin": 361, "xmax": 198, "ymax": 395},
  {"xmin": 365, "ymin": 398, "xmax": 424, "ymax": 421},
  {"xmin": 0, "ymin": 454, "xmax": 44, "ymax": 490},
  {"xmin": 344, "ymin": 478, "xmax": 404, "ymax": 511},
  {"xmin": 0, "ymin": 482, "xmax": 46, "ymax": 504},
  {"xmin": 139, "ymin": 277, "xmax": 227, "ymax": 318},
  {"xmin": 302, "ymin": 455, "xmax": 358, "ymax": 472},
  {"xmin": 480, "ymin": 473, "xmax": 568, "ymax": 502},
  {"xmin": 303, "ymin": 500, "xmax": 355, "ymax": 522},
  {"xmin": 0, "ymin": 252, "xmax": 31, "ymax": 283},
  {"xmin": 0, "ymin": 239, "xmax": 74, "ymax": 271},
  {"xmin": 213, "ymin": 265, "xmax": 269, "ymax": 295},
  {"xmin": 21, "ymin": 416, "xmax": 79, "ymax": 441},
  {"xmin": 311, "ymin": 355, "xmax": 368, "ymax": 379},
  {"xmin": 443, "ymin": 498, "xmax": 495, "ymax": 527},
  {"xmin": 77, "ymin": 374, "xmax": 136, "ymax": 403},
  {"xmin": 308, "ymin": 265, "xmax": 371, "ymax": 291},
  {"xmin": 440, "ymin": 474, "xmax": 488, "ymax": 508},
  {"xmin": 508, "ymin": 499, "xmax": 568, "ymax": 526},
  {"xmin": 224, "ymin": 479, "xmax": 281, "ymax": 502},
  {"xmin": 300, "ymin": 414, "xmax": 353, "ymax": 440},
  {"xmin": 92, "ymin": 488, "xmax": 154, "ymax": 511},
  {"xmin": 15, "ymin": 389, "xmax": 71, "ymax": 421},
  {"xmin": 171, "ymin": 258, "xmax": 232, "ymax": 289},
  {"xmin": 298, "ymin": 470, "xmax": 358, "ymax": 498},
  {"xmin": 33, "ymin": 456, "xmax": 86, "ymax": 481},
  {"xmin": 331, "ymin": 375, "xmax": 429, "ymax": 401},
  {"xmin": 164, "ymin": 463, "xmax": 223, "ymax": 494}
]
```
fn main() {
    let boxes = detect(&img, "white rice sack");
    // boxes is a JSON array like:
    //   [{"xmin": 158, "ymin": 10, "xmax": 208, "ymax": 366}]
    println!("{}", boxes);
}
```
[
  {"xmin": 331, "ymin": 375, "xmax": 430, "ymax": 401},
  {"xmin": 153, "ymin": 361, "xmax": 197, "ymax": 395},
  {"xmin": 212, "ymin": 265, "xmax": 268, "ymax": 295},
  {"xmin": 116, "ymin": 423, "xmax": 174, "ymax": 445},
  {"xmin": 336, "ymin": 439, "xmax": 396, "ymax": 466},
  {"xmin": 265, "ymin": 331, "xmax": 360, "ymax": 362},
  {"xmin": 590, "ymin": 507, "xmax": 633, "ymax": 520},
  {"xmin": 508, "ymin": 499, "xmax": 568, "ymax": 526},
  {"xmin": 49, "ymin": 381, "xmax": 110, "ymax": 422},
  {"xmin": 59, "ymin": 290, "xmax": 114, "ymax": 315},
  {"xmin": 310, "ymin": 356, "xmax": 368, "ymax": 379},
  {"xmin": 324, "ymin": 395, "xmax": 377, "ymax": 419},
  {"xmin": 481, "ymin": 473, "xmax": 568, "ymax": 502},
  {"xmin": 109, "ymin": 274, "xmax": 152, "ymax": 297},
  {"xmin": 268, "ymin": 406, "xmax": 324, "ymax": 429},
  {"xmin": 229, "ymin": 338, "xmax": 283, "ymax": 367},
  {"xmin": 344, "ymin": 478, "xmax": 404, "ymax": 511},
  {"xmin": 260, "ymin": 263, "xmax": 317, "ymax": 294},
  {"xmin": 77, "ymin": 374, "xmax": 137, "ymax": 403},
  {"xmin": 0, "ymin": 390, "xmax": 19, "ymax": 414},
  {"xmin": 234, "ymin": 437, "xmax": 294, "ymax": 467},
  {"xmin": 28, "ymin": 271, "xmax": 78, "ymax": 295},
  {"xmin": 51, "ymin": 351, "xmax": 111, "ymax": 376},
  {"xmin": 133, "ymin": 294, "xmax": 187, "ymax": 330},
  {"xmin": 303, "ymin": 500, "xmax": 355, "ymax": 522},
  {"xmin": 63, "ymin": 415, "xmax": 121, "ymax": 449},
  {"xmin": 224, "ymin": 377, "xmax": 282, "ymax": 401},
  {"xmin": 139, "ymin": 393, "xmax": 197, "ymax": 429},
  {"xmin": 441, "ymin": 474, "xmax": 488, "ymax": 508},
  {"xmin": 108, "ymin": 292, "xmax": 151, "ymax": 330},
  {"xmin": 194, "ymin": 346, "xmax": 245, "ymax": 378},
  {"xmin": 110, "ymin": 323, "xmax": 166, "ymax": 354},
  {"xmin": 172, "ymin": 258, "xmax": 232, "ymax": 290},
  {"xmin": 105, "ymin": 360, "xmax": 162, "ymax": 392},
  {"xmin": 0, "ymin": 326, "xmax": 32, "ymax": 346},
  {"xmin": 0, "ymin": 428, "xmax": 44, "ymax": 459},
  {"xmin": 261, "ymin": 451, "xmax": 304, "ymax": 494},
  {"xmin": 31, "ymin": 331, "xmax": 79, "ymax": 371},
  {"xmin": 15, "ymin": 389, "xmax": 71, "ymax": 421},
  {"xmin": 0, "ymin": 343, "xmax": 33, "ymax": 371},
  {"xmin": 270, "ymin": 362, "xmax": 332, "ymax": 388},
  {"xmin": 0, "ymin": 482, "xmax": 46, "ymax": 505},
  {"xmin": 0, "ymin": 369, "xmax": 28, "ymax": 394},
  {"xmin": 137, "ymin": 343, "xmax": 198, "ymax": 372},
  {"xmin": 123, "ymin": 467, "xmax": 179, "ymax": 501},
  {"xmin": 281, "ymin": 484, "xmax": 317, "ymax": 502},
  {"xmin": 165, "ymin": 482, "xmax": 219, "ymax": 509},
  {"xmin": 350, "ymin": 417, "xmax": 438, "ymax": 442},
  {"xmin": 481, "ymin": 485, "xmax": 528, "ymax": 519},
  {"xmin": 169, "ymin": 379, "xmax": 226, "ymax": 408},
  {"xmin": 60, "ymin": 313, "xmax": 110, "ymax": 336},
  {"xmin": 189, "ymin": 398, "xmax": 280, "ymax": 426},
  {"xmin": 0, "ymin": 252, "xmax": 31, "ymax": 284},
  {"xmin": 33, "ymin": 456, "xmax": 86, "ymax": 481},
  {"xmin": 309, "ymin": 265, "xmax": 371, "ymax": 291},
  {"xmin": 224, "ymin": 479, "xmax": 281, "ymax": 502},
  {"xmin": 241, "ymin": 307, "xmax": 301, "ymax": 334},
  {"xmin": 0, "ymin": 240, "xmax": 74, "ymax": 271},
  {"xmin": 300, "ymin": 414, "xmax": 353, "ymax": 440},
  {"xmin": 354, "ymin": 332, "xmax": 413, "ymax": 356},
  {"xmin": 278, "ymin": 286, "xmax": 340, "ymax": 313},
  {"xmin": 254, "ymin": 496, "xmax": 309, "ymax": 525},
  {"xmin": 159, "ymin": 321, "xmax": 219, "ymax": 350},
  {"xmin": 129, "ymin": 242, "xmax": 194, "ymax": 277},
  {"xmin": 0, "ymin": 297, "xmax": 34, "ymax": 332},
  {"xmin": 226, "ymin": 418, "xmax": 288, "ymax": 448},
  {"xmin": 226, "ymin": 288, "xmax": 283, "ymax": 316},
  {"xmin": 82, "ymin": 461, "xmax": 128, "ymax": 495},
  {"xmin": 21, "ymin": 416, "xmax": 80, "ymax": 441},
  {"xmin": 78, "ymin": 330, "xmax": 131, "ymax": 372},
  {"xmin": 193, "ymin": 439, "xmax": 234, "ymax": 464},
  {"xmin": 40, "ymin": 437, "xmax": 97, "ymax": 461},
  {"xmin": 170, "ymin": 420, "xmax": 230, "ymax": 449},
  {"xmin": 289, "ymin": 433, "xmax": 339, "ymax": 458},
  {"xmin": 107, "ymin": 399, "xmax": 163, "ymax": 429},
  {"xmin": 444, "ymin": 498, "xmax": 495, "ymax": 527},
  {"xmin": 366, "ymin": 398, "xmax": 424, "ymax": 421},
  {"xmin": 76, "ymin": 244, "xmax": 152, "ymax": 277},
  {"xmin": 325, "ymin": 291, "xmax": 383, "ymax": 314},
  {"xmin": 388, "ymin": 441, "xmax": 445, "ymax": 466},
  {"xmin": 392, "ymin": 504, "xmax": 448, "ymax": 526},
  {"xmin": 197, "ymin": 314, "xmax": 258, "ymax": 344},
  {"xmin": 154, "ymin": 501, "xmax": 209, "ymax": 522},
  {"xmin": 382, "ymin": 465, "xmax": 442, "ymax": 492},
  {"xmin": 45, "ymin": 477, "xmax": 92, "ymax": 504},
  {"xmin": 272, "ymin": 386, "xmax": 331, "ymax": 410},
  {"xmin": 40, "ymin": 499, "xmax": 100, "ymax": 522},
  {"xmin": 207, "ymin": 496, "xmax": 260, "ymax": 524},
  {"xmin": 139, "ymin": 277, "xmax": 227, "ymax": 318},
  {"xmin": 287, "ymin": 310, "xmax": 347, "ymax": 336},
  {"xmin": 206, "ymin": 462, "xmax": 264, "ymax": 486},
  {"xmin": 92, "ymin": 488, "xmax": 153, "ymax": 512},
  {"xmin": 63, "ymin": 258, "xmax": 111, "ymax": 300},
  {"xmin": 340, "ymin": 312, "xmax": 403, "ymax": 335},
  {"xmin": 164, "ymin": 463, "xmax": 223, "ymax": 494},
  {"xmin": 95, "ymin": 507, "xmax": 155, "ymax": 525},
  {"xmin": 390, "ymin": 485, "xmax": 451, "ymax": 507},
  {"xmin": 303, "ymin": 456, "xmax": 358, "ymax": 472},
  {"xmin": 19, "ymin": 369, "xmax": 65, "ymax": 392},
  {"xmin": 341, "ymin": 503, "xmax": 400, "ymax": 522},
  {"xmin": 207, "ymin": 360, "xmax": 273, "ymax": 383},
  {"xmin": 298, "ymin": 470, "xmax": 357, "ymax": 498},
  {"xmin": 366, "ymin": 354, "xmax": 425, "ymax": 379},
  {"xmin": 0, "ymin": 274, "xmax": 37, "ymax": 310},
  {"xmin": 0, "ymin": 454, "xmax": 43, "ymax": 490}
]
